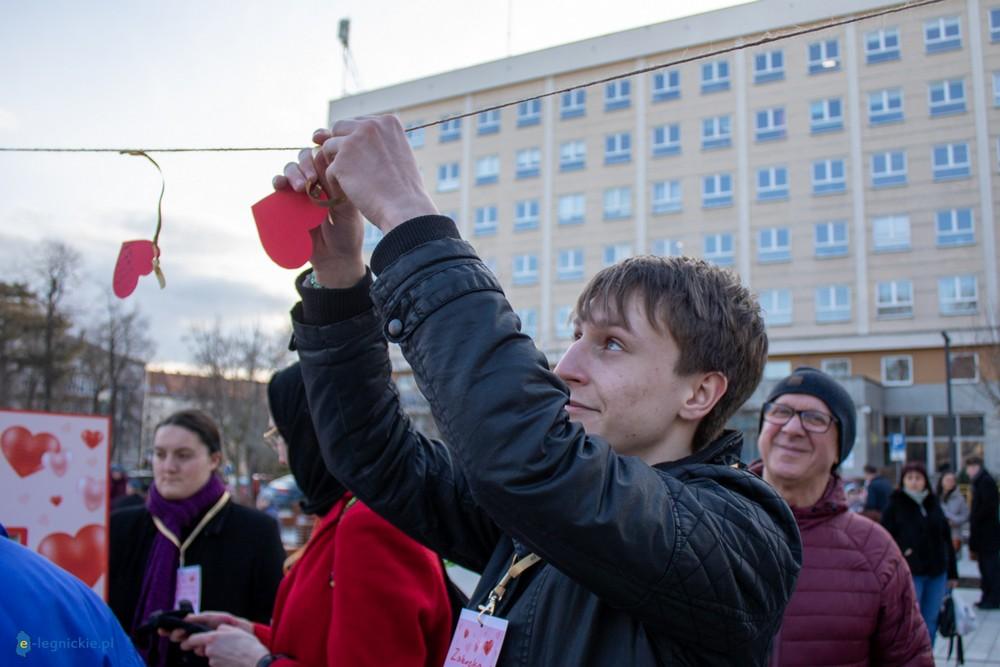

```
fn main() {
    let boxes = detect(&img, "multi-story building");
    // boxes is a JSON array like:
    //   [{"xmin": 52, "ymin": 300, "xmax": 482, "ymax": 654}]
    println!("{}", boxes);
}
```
[{"xmin": 328, "ymin": 0, "xmax": 1000, "ymax": 475}]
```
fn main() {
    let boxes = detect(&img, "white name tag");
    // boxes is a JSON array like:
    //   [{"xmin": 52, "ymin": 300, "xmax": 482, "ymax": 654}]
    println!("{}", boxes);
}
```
[
  {"xmin": 174, "ymin": 565, "xmax": 202, "ymax": 612},
  {"xmin": 442, "ymin": 609, "xmax": 508, "ymax": 667}
]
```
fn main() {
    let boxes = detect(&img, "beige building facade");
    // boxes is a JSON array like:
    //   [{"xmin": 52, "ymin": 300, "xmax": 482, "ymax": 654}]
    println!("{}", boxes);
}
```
[{"xmin": 330, "ymin": 0, "xmax": 1000, "ymax": 475}]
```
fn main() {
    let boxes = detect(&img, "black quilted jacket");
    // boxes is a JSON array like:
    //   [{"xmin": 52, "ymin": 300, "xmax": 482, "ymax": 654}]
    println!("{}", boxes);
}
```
[{"xmin": 290, "ymin": 217, "xmax": 801, "ymax": 666}]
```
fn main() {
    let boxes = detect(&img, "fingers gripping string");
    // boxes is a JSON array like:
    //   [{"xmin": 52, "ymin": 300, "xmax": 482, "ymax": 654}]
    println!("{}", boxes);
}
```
[{"xmin": 121, "ymin": 150, "xmax": 167, "ymax": 289}]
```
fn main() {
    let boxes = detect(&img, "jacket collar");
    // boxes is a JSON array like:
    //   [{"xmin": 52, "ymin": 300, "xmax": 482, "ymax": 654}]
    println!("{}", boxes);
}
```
[{"xmin": 653, "ymin": 429, "xmax": 744, "ymax": 472}]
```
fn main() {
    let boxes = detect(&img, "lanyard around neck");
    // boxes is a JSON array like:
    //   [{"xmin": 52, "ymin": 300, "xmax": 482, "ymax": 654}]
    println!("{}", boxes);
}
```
[
  {"xmin": 152, "ymin": 491, "xmax": 231, "ymax": 567},
  {"xmin": 477, "ymin": 552, "xmax": 542, "ymax": 622}
]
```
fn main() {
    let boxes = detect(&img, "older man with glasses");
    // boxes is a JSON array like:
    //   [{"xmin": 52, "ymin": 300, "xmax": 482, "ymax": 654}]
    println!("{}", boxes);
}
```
[{"xmin": 752, "ymin": 367, "xmax": 932, "ymax": 666}]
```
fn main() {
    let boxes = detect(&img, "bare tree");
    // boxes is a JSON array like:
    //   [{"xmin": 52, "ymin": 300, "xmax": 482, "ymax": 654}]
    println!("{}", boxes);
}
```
[
  {"xmin": 976, "ymin": 309, "xmax": 1000, "ymax": 415},
  {"xmin": 0, "ymin": 281, "xmax": 47, "ymax": 408},
  {"xmin": 30, "ymin": 241, "xmax": 82, "ymax": 410}
]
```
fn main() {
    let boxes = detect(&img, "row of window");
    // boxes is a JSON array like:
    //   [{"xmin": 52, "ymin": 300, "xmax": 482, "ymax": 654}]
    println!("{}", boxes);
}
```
[
  {"xmin": 406, "ymin": 12, "xmax": 993, "ymax": 147},
  {"xmin": 769, "ymin": 352, "xmax": 980, "ymax": 387}
]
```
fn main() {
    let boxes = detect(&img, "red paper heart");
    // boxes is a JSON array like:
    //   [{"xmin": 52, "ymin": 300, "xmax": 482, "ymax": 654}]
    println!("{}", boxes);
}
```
[
  {"xmin": 37, "ymin": 525, "xmax": 106, "ymax": 587},
  {"xmin": 1, "ymin": 427, "xmax": 61, "ymax": 478},
  {"xmin": 112, "ymin": 240, "xmax": 155, "ymax": 299},
  {"xmin": 79, "ymin": 475, "xmax": 105, "ymax": 512},
  {"xmin": 483, "ymin": 639, "xmax": 494, "ymax": 655},
  {"xmin": 251, "ymin": 190, "xmax": 329, "ymax": 269},
  {"xmin": 50, "ymin": 495, "xmax": 62, "ymax": 506},
  {"xmin": 81, "ymin": 430, "xmax": 103, "ymax": 449}
]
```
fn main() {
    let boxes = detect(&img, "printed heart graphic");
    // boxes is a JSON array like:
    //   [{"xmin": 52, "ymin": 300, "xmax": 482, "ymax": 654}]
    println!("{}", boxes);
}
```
[
  {"xmin": 463, "ymin": 628, "xmax": 469, "ymax": 639},
  {"xmin": 37, "ymin": 524, "xmax": 106, "ymax": 586},
  {"xmin": 483, "ymin": 639, "xmax": 494, "ymax": 656},
  {"xmin": 43, "ymin": 450, "xmax": 71, "ymax": 477},
  {"xmin": 251, "ymin": 189, "xmax": 329, "ymax": 269},
  {"xmin": 50, "ymin": 495, "xmax": 62, "ymax": 507},
  {"xmin": 81, "ymin": 430, "xmax": 103, "ymax": 449},
  {"xmin": 38, "ymin": 514, "xmax": 49, "ymax": 527},
  {"xmin": 112, "ymin": 239, "xmax": 155, "ymax": 299},
  {"xmin": 79, "ymin": 476, "xmax": 105, "ymax": 512},
  {"xmin": 17, "ymin": 493, "xmax": 30, "ymax": 505},
  {"xmin": 1, "ymin": 427, "xmax": 61, "ymax": 477}
]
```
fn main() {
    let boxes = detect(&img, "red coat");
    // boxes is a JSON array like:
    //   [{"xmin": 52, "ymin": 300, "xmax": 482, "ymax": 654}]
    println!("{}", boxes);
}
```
[
  {"xmin": 749, "ymin": 464, "xmax": 933, "ymax": 666},
  {"xmin": 252, "ymin": 493, "xmax": 452, "ymax": 667}
]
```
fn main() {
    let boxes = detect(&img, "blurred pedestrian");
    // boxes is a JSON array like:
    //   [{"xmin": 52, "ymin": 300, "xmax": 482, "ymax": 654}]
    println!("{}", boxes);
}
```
[
  {"xmin": 862, "ymin": 463, "xmax": 892, "ymax": 522},
  {"xmin": 937, "ymin": 470, "xmax": 969, "ymax": 556},
  {"xmin": 881, "ymin": 461, "xmax": 958, "ymax": 642},
  {"xmin": 965, "ymin": 455, "xmax": 1000, "ymax": 609},
  {"xmin": 113, "ymin": 478, "xmax": 147, "ymax": 512},
  {"xmin": 110, "ymin": 463, "xmax": 129, "ymax": 502}
]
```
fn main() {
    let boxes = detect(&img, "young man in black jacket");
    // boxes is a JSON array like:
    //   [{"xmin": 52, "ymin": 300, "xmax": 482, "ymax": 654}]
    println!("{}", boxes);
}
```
[
  {"xmin": 276, "ymin": 117, "xmax": 801, "ymax": 665},
  {"xmin": 966, "ymin": 456, "xmax": 1000, "ymax": 609}
]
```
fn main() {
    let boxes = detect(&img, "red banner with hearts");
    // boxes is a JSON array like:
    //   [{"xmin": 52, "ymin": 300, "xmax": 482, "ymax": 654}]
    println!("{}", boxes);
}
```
[{"xmin": 0, "ymin": 409, "xmax": 111, "ymax": 600}]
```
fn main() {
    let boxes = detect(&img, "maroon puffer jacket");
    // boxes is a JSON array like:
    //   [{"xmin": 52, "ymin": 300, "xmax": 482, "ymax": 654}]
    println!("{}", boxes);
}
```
[{"xmin": 749, "ymin": 463, "xmax": 933, "ymax": 666}]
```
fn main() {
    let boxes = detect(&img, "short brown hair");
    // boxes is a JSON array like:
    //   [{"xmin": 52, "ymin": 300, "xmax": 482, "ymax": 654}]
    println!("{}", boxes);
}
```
[
  {"xmin": 156, "ymin": 409, "xmax": 222, "ymax": 455},
  {"xmin": 575, "ymin": 255, "xmax": 767, "ymax": 449}
]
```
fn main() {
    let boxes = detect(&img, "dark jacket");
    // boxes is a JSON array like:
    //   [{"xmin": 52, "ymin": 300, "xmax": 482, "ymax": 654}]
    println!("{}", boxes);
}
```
[
  {"xmin": 970, "ymin": 468, "xmax": 1000, "ymax": 552},
  {"xmin": 748, "ymin": 465, "xmax": 933, "ymax": 666},
  {"xmin": 881, "ymin": 490, "xmax": 958, "ymax": 579},
  {"xmin": 109, "ymin": 500, "xmax": 286, "ymax": 635},
  {"xmin": 291, "ymin": 218, "xmax": 802, "ymax": 666},
  {"xmin": 864, "ymin": 474, "xmax": 892, "ymax": 514}
]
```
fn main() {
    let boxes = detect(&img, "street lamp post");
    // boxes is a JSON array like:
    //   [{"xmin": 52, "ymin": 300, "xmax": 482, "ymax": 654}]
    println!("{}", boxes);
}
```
[{"xmin": 942, "ymin": 331, "xmax": 957, "ymax": 471}]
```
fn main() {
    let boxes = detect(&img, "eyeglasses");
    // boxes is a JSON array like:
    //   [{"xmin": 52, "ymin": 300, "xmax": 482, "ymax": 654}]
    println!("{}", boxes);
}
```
[
  {"xmin": 762, "ymin": 401, "xmax": 838, "ymax": 434},
  {"xmin": 262, "ymin": 425, "xmax": 282, "ymax": 450}
]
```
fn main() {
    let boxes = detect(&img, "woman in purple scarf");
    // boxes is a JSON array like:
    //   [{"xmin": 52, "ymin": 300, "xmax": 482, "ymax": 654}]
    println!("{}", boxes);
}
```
[{"xmin": 109, "ymin": 410, "xmax": 286, "ymax": 666}]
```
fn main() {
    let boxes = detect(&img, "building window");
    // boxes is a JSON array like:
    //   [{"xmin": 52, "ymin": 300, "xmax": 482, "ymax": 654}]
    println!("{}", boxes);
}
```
[
  {"xmin": 755, "ymin": 107, "xmax": 786, "ymax": 142},
  {"xmin": 558, "ymin": 193, "xmax": 585, "ymax": 225},
  {"xmin": 514, "ymin": 199, "xmax": 540, "ymax": 232},
  {"xmin": 808, "ymin": 39, "xmax": 840, "ymax": 74},
  {"xmin": 812, "ymin": 158, "xmax": 846, "ymax": 195},
  {"xmin": 651, "ymin": 238, "xmax": 683, "ymax": 256},
  {"xmin": 477, "ymin": 109, "xmax": 500, "ymax": 135},
  {"xmin": 754, "ymin": 49, "xmax": 785, "ymax": 83},
  {"xmin": 516, "ymin": 308, "xmax": 538, "ymax": 339},
  {"xmin": 701, "ymin": 60, "xmax": 730, "ymax": 93},
  {"xmin": 651, "ymin": 124, "xmax": 680, "ymax": 156},
  {"xmin": 924, "ymin": 16, "xmax": 962, "ymax": 53},
  {"xmin": 515, "ymin": 147, "xmax": 541, "ymax": 179},
  {"xmin": 703, "ymin": 233, "xmax": 734, "ymax": 266},
  {"xmin": 993, "ymin": 72, "xmax": 1000, "ymax": 107},
  {"xmin": 561, "ymin": 89, "xmax": 586, "ymax": 119},
  {"xmin": 473, "ymin": 206, "xmax": 498, "ymax": 236},
  {"xmin": 929, "ymin": 79, "xmax": 966, "ymax": 116},
  {"xmin": 815, "ymin": 221, "xmax": 849, "ymax": 257},
  {"xmin": 554, "ymin": 305, "xmax": 574, "ymax": 339},
  {"xmin": 406, "ymin": 122, "xmax": 425, "ymax": 149},
  {"xmin": 756, "ymin": 167, "xmax": 789, "ymax": 202},
  {"xmin": 869, "ymin": 88, "xmax": 904, "ymax": 125},
  {"xmin": 951, "ymin": 352, "xmax": 979, "ymax": 383},
  {"xmin": 882, "ymin": 355, "xmax": 913, "ymax": 386},
  {"xmin": 876, "ymin": 280, "xmax": 914, "ymax": 318},
  {"xmin": 517, "ymin": 99, "xmax": 541, "ymax": 127},
  {"xmin": 652, "ymin": 70, "xmax": 680, "ymax": 102},
  {"xmin": 932, "ymin": 143, "xmax": 970, "ymax": 181},
  {"xmin": 816, "ymin": 285, "xmax": 851, "ymax": 323},
  {"xmin": 865, "ymin": 27, "xmax": 900, "ymax": 64},
  {"xmin": 605, "ymin": 132, "xmax": 632, "ymax": 164},
  {"xmin": 603, "ymin": 187, "xmax": 632, "ymax": 220},
  {"xmin": 437, "ymin": 162, "xmax": 460, "ymax": 192},
  {"xmin": 871, "ymin": 150, "xmax": 907, "ymax": 188},
  {"xmin": 651, "ymin": 180, "xmax": 682, "ymax": 214},
  {"xmin": 939, "ymin": 275, "xmax": 978, "ymax": 314},
  {"xmin": 603, "ymin": 243, "xmax": 632, "ymax": 267},
  {"xmin": 474, "ymin": 155, "xmax": 499, "ymax": 185},
  {"xmin": 764, "ymin": 361, "xmax": 793, "ymax": 380},
  {"xmin": 821, "ymin": 358, "xmax": 851, "ymax": 378},
  {"xmin": 701, "ymin": 115, "xmax": 731, "ymax": 150},
  {"xmin": 810, "ymin": 98, "xmax": 843, "ymax": 133},
  {"xmin": 557, "ymin": 248, "xmax": 585, "ymax": 281},
  {"xmin": 759, "ymin": 289, "xmax": 792, "ymax": 326},
  {"xmin": 439, "ymin": 117, "xmax": 461, "ymax": 143},
  {"xmin": 702, "ymin": 173, "xmax": 733, "ymax": 208},
  {"xmin": 936, "ymin": 208, "xmax": 975, "ymax": 246},
  {"xmin": 873, "ymin": 215, "xmax": 911, "ymax": 252},
  {"xmin": 991, "ymin": 8, "xmax": 1000, "ymax": 42},
  {"xmin": 758, "ymin": 227, "xmax": 791, "ymax": 262},
  {"xmin": 512, "ymin": 254, "xmax": 539, "ymax": 286},
  {"xmin": 362, "ymin": 224, "xmax": 383, "ymax": 252},
  {"xmin": 605, "ymin": 80, "xmax": 631, "ymax": 111},
  {"xmin": 559, "ymin": 140, "xmax": 586, "ymax": 172}
]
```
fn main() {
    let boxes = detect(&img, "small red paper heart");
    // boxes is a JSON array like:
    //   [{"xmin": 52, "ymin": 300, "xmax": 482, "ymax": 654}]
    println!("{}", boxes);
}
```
[
  {"xmin": 50, "ymin": 495, "xmax": 62, "ymax": 506},
  {"xmin": 112, "ymin": 240, "xmax": 155, "ymax": 299},
  {"xmin": 251, "ymin": 190, "xmax": 329, "ymax": 269},
  {"xmin": 2, "ymin": 427, "xmax": 61, "ymax": 478},
  {"xmin": 37, "ymin": 524, "xmax": 107, "ymax": 587},
  {"xmin": 483, "ymin": 639, "xmax": 494, "ymax": 655},
  {"xmin": 81, "ymin": 430, "xmax": 103, "ymax": 449}
]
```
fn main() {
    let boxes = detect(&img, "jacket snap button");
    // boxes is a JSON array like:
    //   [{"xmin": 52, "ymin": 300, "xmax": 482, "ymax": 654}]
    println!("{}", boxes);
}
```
[{"xmin": 387, "ymin": 319, "xmax": 403, "ymax": 337}]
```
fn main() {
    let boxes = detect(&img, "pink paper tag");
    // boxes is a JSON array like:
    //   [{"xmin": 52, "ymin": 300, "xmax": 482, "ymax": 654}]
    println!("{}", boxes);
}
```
[
  {"xmin": 174, "ymin": 565, "xmax": 202, "ymax": 613},
  {"xmin": 251, "ymin": 190, "xmax": 329, "ymax": 269},
  {"xmin": 443, "ymin": 609, "xmax": 508, "ymax": 667}
]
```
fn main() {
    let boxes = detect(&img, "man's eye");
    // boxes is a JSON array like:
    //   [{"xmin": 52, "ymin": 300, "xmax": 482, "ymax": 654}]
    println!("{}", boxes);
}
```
[{"xmin": 606, "ymin": 339, "xmax": 623, "ymax": 351}]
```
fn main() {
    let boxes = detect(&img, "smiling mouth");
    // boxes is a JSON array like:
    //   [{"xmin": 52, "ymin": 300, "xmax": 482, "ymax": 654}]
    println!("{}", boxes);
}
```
[{"xmin": 566, "ymin": 401, "xmax": 597, "ymax": 413}]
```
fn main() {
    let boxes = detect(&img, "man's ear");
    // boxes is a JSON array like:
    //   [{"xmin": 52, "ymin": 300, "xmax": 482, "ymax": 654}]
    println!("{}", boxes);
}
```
[{"xmin": 678, "ymin": 372, "xmax": 728, "ymax": 421}]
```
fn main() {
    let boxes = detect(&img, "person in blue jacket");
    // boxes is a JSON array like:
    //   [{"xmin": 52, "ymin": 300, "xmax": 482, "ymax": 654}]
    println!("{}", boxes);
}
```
[{"xmin": 0, "ymin": 523, "xmax": 144, "ymax": 666}]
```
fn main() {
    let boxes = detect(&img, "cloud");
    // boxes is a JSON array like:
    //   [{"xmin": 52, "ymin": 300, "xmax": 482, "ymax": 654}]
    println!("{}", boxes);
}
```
[{"xmin": 0, "ymin": 107, "xmax": 17, "ymax": 131}]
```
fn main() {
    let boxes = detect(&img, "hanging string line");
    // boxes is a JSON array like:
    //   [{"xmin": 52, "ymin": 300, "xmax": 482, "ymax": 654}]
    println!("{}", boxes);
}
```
[{"xmin": 0, "ymin": 0, "xmax": 943, "ymax": 154}]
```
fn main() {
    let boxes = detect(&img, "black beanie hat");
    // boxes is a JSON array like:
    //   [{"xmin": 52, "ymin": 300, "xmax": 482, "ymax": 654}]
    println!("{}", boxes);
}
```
[{"xmin": 759, "ymin": 366, "xmax": 857, "ymax": 464}]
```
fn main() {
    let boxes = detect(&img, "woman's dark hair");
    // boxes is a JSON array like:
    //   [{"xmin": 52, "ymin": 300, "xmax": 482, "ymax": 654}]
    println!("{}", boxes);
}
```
[
  {"xmin": 899, "ymin": 461, "xmax": 931, "ymax": 492},
  {"xmin": 155, "ymin": 409, "xmax": 222, "ymax": 455},
  {"xmin": 936, "ymin": 469, "xmax": 957, "ymax": 499}
]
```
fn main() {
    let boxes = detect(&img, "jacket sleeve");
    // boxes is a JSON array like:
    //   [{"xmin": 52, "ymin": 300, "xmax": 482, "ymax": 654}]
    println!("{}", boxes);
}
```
[
  {"xmin": 364, "ymin": 233, "xmax": 799, "ymax": 649},
  {"xmin": 880, "ymin": 500, "xmax": 899, "ymax": 539},
  {"xmin": 944, "ymin": 515, "xmax": 958, "ymax": 580},
  {"xmin": 867, "ymin": 524, "xmax": 934, "ymax": 666},
  {"xmin": 944, "ymin": 493, "xmax": 970, "ymax": 527},
  {"xmin": 248, "ymin": 516, "xmax": 287, "ymax": 624}
]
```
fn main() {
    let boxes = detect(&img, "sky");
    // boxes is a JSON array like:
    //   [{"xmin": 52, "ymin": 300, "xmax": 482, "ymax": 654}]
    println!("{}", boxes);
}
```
[{"xmin": 0, "ymin": 0, "xmax": 748, "ymax": 368}]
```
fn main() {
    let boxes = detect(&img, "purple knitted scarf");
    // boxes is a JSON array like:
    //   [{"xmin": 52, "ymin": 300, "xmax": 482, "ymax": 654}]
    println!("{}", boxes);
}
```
[{"xmin": 133, "ymin": 475, "xmax": 226, "ymax": 664}]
